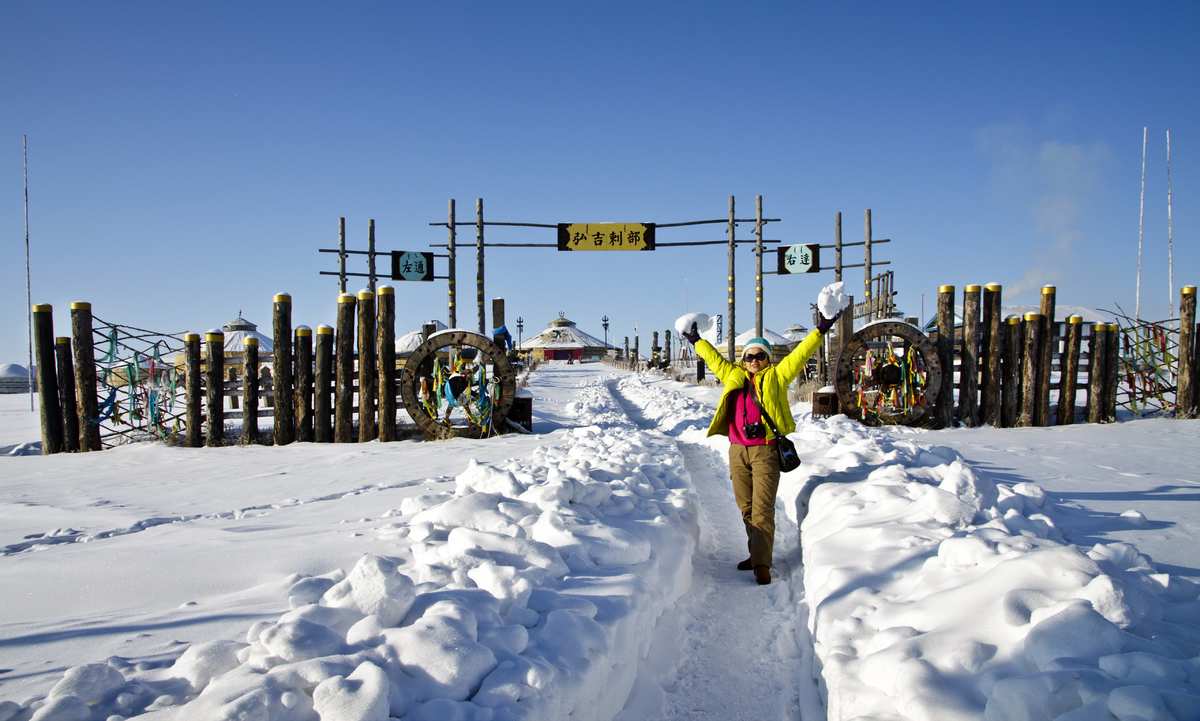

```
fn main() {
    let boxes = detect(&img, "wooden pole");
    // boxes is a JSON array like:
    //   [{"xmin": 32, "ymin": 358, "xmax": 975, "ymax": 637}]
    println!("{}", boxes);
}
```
[
  {"xmin": 55, "ymin": 338, "xmax": 79, "ymax": 452},
  {"xmin": 377, "ymin": 287, "xmax": 396, "ymax": 442},
  {"xmin": 358, "ymin": 290, "xmax": 377, "ymax": 442},
  {"xmin": 1104, "ymin": 322, "xmax": 1120, "ymax": 422},
  {"xmin": 338, "ymin": 217, "xmax": 347, "ymax": 294},
  {"xmin": 1018, "ymin": 313, "xmax": 1042, "ymax": 427},
  {"xmin": 492, "ymin": 298, "xmax": 506, "ymax": 347},
  {"xmin": 935, "ymin": 285, "xmax": 955, "ymax": 428},
  {"xmin": 448, "ymin": 199, "xmax": 457, "ymax": 328},
  {"xmin": 1086, "ymin": 323, "xmax": 1107, "ymax": 423},
  {"xmin": 241, "ymin": 337, "xmax": 259, "ymax": 445},
  {"xmin": 1037, "ymin": 286, "xmax": 1057, "ymax": 425},
  {"xmin": 633, "ymin": 335, "xmax": 640, "ymax": 371},
  {"xmin": 32, "ymin": 305, "xmax": 64, "ymax": 454},
  {"xmin": 981, "ymin": 283, "xmax": 1002, "ymax": 425},
  {"xmin": 335, "ymin": 293, "xmax": 356, "ymax": 442},
  {"xmin": 624, "ymin": 336, "xmax": 629, "ymax": 364},
  {"xmin": 295, "ymin": 326, "xmax": 314, "ymax": 442},
  {"xmin": 958, "ymin": 285, "xmax": 981, "ymax": 426},
  {"xmin": 421, "ymin": 322, "xmax": 436, "ymax": 342},
  {"xmin": 205, "ymin": 330, "xmax": 224, "ymax": 447},
  {"xmin": 864, "ymin": 209, "xmax": 873, "ymax": 322},
  {"xmin": 367, "ymin": 219, "xmax": 377, "ymax": 291},
  {"xmin": 1057, "ymin": 315, "xmax": 1083, "ymax": 425},
  {"xmin": 1002, "ymin": 316, "xmax": 1022, "ymax": 427},
  {"xmin": 476, "ymin": 198, "xmax": 486, "ymax": 334},
  {"xmin": 727, "ymin": 195, "xmax": 736, "ymax": 362},
  {"xmin": 755, "ymin": 194, "xmax": 764, "ymax": 338},
  {"xmin": 834, "ymin": 211, "xmax": 843, "ymax": 282},
  {"xmin": 315, "ymin": 325, "xmax": 334, "ymax": 442},
  {"xmin": 185, "ymin": 333, "xmax": 201, "ymax": 447},
  {"xmin": 664, "ymin": 330, "xmax": 672, "ymax": 367},
  {"xmin": 651, "ymin": 331, "xmax": 660, "ymax": 366},
  {"xmin": 837, "ymin": 295, "xmax": 854, "ymax": 365},
  {"xmin": 273, "ymin": 293, "xmax": 295, "ymax": 446},
  {"xmin": 70, "ymin": 301, "xmax": 100, "ymax": 451},
  {"xmin": 1178, "ymin": 286, "xmax": 1197, "ymax": 418}
]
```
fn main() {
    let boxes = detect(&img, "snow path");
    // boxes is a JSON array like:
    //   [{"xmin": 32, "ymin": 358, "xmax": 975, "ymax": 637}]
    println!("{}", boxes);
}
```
[{"xmin": 608, "ymin": 375, "xmax": 823, "ymax": 721}]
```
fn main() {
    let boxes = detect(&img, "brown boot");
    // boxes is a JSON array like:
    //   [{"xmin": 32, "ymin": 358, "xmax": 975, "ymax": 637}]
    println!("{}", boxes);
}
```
[
  {"xmin": 737, "ymin": 558, "xmax": 753, "ymax": 571},
  {"xmin": 754, "ymin": 565, "xmax": 771, "ymax": 585}
]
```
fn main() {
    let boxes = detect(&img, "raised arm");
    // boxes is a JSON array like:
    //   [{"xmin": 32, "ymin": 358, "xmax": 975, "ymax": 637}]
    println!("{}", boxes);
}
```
[
  {"xmin": 693, "ymin": 338, "xmax": 737, "ymax": 383},
  {"xmin": 774, "ymin": 329, "xmax": 824, "ymax": 385}
]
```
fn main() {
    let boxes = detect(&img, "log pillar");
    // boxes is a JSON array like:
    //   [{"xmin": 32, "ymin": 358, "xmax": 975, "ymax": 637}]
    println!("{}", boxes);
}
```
[
  {"xmin": 273, "ymin": 293, "xmax": 295, "ymax": 446},
  {"xmin": 1178, "ymin": 286, "xmax": 1197, "ymax": 418},
  {"xmin": 185, "ymin": 333, "xmax": 202, "ymax": 447},
  {"xmin": 1057, "ymin": 316, "xmax": 1083, "ymax": 425},
  {"xmin": 958, "ymin": 285, "xmax": 981, "ymax": 426},
  {"xmin": 295, "ymin": 327, "xmax": 314, "ymax": 442},
  {"xmin": 335, "ymin": 293, "xmax": 356, "ymax": 442},
  {"xmin": 1104, "ymin": 322, "xmax": 1120, "ymax": 422},
  {"xmin": 315, "ymin": 325, "xmax": 334, "ymax": 442},
  {"xmin": 1017, "ymin": 313, "xmax": 1042, "ymax": 427},
  {"xmin": 377, "ymin": 287, "xmax": 396, "ymax": 442},
  {"xmin": 1037, "ymin": 286, "xmax": 1057, "ymax": 426},
  {"xmin": 241, "ymin": 337, "xmax": 259, "ymax": 445},
  {"xmin": 1086, "ymin": 323, "xmax": 1108, "ymax": 423},
  {"xmin": 32, "ymin": 304, "xmax": 64, "ymax": 455},
  {"xmin": 1001, "ymin": 316, "xmax": 1022, "ymax": 427},
  {"xmin": 981, "ymin": 283, "xmax": 1003, "ymax": 426},
  {"xmin": 70, "ymin": 302, "xmax": 101, "ymax": 451},
  {"xmin": 205, "ymin": 330, "xmax": 224, "ymax": 446},
  {"xmin": 357, "ymin": 290, "xmax": 377, "ymax": 442},
  {"xmin": 55, "ymin": 337, "xmax": 80, "ymax": 452}
]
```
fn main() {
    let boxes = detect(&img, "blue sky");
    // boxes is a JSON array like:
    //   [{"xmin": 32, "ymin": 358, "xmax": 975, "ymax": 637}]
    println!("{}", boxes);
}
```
[{"xmin": 2, "ymin": 1, "xmax": 1197, "ymax": 361}]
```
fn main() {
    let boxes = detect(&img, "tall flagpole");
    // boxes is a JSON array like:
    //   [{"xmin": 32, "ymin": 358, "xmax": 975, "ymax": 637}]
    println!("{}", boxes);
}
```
[
  {"xmin": 24, "ymin": 135, "xmax": 34, "ymax": 411},
  {"xmin": 1167, "ymin": 128, "xmax": 1175, "ymax": 317},
  {"xmin": 1135, "ymin": 126, "xmax": 1147, "ymax": 321}
]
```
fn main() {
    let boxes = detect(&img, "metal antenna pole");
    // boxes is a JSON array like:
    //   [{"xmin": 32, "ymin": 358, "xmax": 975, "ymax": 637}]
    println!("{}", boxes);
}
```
[
  {"xmin": 24, "ymin": 135, "xmax": 33, "ymax": 411},
  {"xmin": 1136, "ymin": 126, "xmax": 1147, "ymax": 321},
  {"xmin": 1167, "ymin": 128, "xmax": 1175, "ymax": 316}
]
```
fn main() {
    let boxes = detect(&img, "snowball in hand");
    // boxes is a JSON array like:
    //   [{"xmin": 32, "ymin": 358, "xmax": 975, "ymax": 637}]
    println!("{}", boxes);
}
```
[
  {"xmin": 817, "ymin": 282, "xmax": 849, "ymax": 318},
  {"xmin": 674, "ymin": 312, "xmax": 710, "ymax": 338}
]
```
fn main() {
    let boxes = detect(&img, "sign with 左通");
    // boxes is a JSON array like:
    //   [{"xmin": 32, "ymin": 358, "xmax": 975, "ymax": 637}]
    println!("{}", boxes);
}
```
[
  {"xmin": 777, "ymin": 244, "xmax": 820, "ymax": 274},
  {"xmin": 556, "ymin": 223, "xmax": 656, "ymax": 251},
  {"xmin": 391, "ymin": 251, "xmax": 435, "ymax": 281}
]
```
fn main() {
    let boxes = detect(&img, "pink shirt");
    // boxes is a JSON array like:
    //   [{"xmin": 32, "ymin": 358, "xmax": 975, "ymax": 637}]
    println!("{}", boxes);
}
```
[{"xmin": 728, "ymin": 378, "xmax": 772, "ymax": 446}]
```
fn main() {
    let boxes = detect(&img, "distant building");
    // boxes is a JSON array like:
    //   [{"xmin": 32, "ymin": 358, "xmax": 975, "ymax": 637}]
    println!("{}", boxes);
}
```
[
  {"xmin": 0, "ymin": 363, "xmax": 32, "ymax": 394},
  {"xmin": 519, "ymin": 313, "xmax": 612, "ymax": 362}
]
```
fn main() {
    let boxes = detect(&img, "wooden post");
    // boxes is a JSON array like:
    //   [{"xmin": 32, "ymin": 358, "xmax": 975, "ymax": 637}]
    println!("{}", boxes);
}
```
[
  {"xmin": 727, "ymin": 195, "xmax": 736, "ymax": 362},
  {"xmin": 70, "ymin": 302, "xmax": 100, "ymax": 451},
  {"xmin": 357, "ymin": 290, "xmax": 377, "ymax": 441},
  {"xmin": 624, "ymin": 336, "xmax": 629, "ymax": 364},
  {"xmin": 1037, "ymin": 286, "xmax": 1057, "ymax": 425},
  {"xmin": 32, "ymin": 305, "xmax": 64, "ymax": 454},
  {"xmin": 935, "ymin": 285, "xmax": 956, "ymax": 429},
  {"xmin": 958, "ymin": 285, "xmax": 981, "ymax": 426},
  {"xmin": 476, "ymin": 198, "xmax": 486, "ymax": 335},
  {"xmin": 273, "ymin": 293, "xmax": 295, "ymax": 446},
  {"xmin": 377, "ymin": 287, "xmax": 396, "ymax": 442},
  {"xmin": 664, "ymin": 330, "xmax": 672, "ymax": 367},
  {"xmin": 448, "ymin": 199, "xmax": 457, "ymax": 328},
  {"xmin": 755, "ymin": 194, "xmax": 764, "ymax": 337},
  {"xmin": 1105, "ymin": 322, "xmax": 1120, "ymax": 422},
  {"xmin": 1018, "ymin": 313, "xmax": 1042, "ymax": 427},
  {"xmin": 421, "ymin": 322, "xmax": 436, "ymax": 342},
  {"xmin": 862, "ymin": 209, "xmax": 873, "ymax": 321},
  {"xmin": 981, "ymin": 283, "xmax": 1003, "ymax": 426},
  {"xmin": 338, "ymin": 216, "xmax": 347, "ymax": 294},
  {"xmin": 55, "ymin": 338, "xmax": 79, "ymax": 452},
  {"xmin": 1086, "ymin": 323, "xmax": 1107, "ymax": 423},
  {"xmin": 1002, "ymin": 316, "xmax": 1022, "ymax": 427},
  {"xmin": 205, "ymin": 330, "xmax": 224, "ymax": 446},
  {"xmin": 335, "ymin": 293, "xmax": 356, "ymax": 442},
  {"xmin": 367, "ymin": 219, "xmax": 377, "ymax": 291},
  {"xmin": 492, "ymin": 298, "xmax": 506, "ymax": 347},
  {"xmin": 315, "ymin": 325, "xmax": 334, "ymax": 442},
  {"xmin": 633, "ymin": 335, "xmax": 640, "ymax": 371},
  {"xmin": 1057, "ymin": 315, "xmax": 1083, "ymax": 425},
  {"xmin": 241, "ymin": 337, "xmax": 259, "ymax": 445},
  {"xmin": 1178, "ymin": 286, "xmax": 1197, "ymax": 418},
  {"xmin": 185, "ymin": 333, "xmax": 201, "ymax": 447},
  {"xmin": 836, "ymin": 294, "xmax": 854, "ymax": 367},
  {"xmin": 834, "ymin": 211, "xmax": 843, "ymax": 282},
  {"xmin": 295, "ymin": 326, "xmax": 314, "ymax": 442}
]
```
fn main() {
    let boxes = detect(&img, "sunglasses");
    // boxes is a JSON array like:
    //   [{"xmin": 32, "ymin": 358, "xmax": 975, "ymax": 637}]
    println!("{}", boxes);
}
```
[{"xmin": 743, "ymin": 352, "xmax": 768, "ymax": 362}]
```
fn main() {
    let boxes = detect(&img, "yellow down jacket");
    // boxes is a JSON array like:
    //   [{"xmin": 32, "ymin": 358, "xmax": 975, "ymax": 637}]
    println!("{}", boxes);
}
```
[{"xmin": 692, "ymin": 330, "xmax": 824, "ymax": 439}]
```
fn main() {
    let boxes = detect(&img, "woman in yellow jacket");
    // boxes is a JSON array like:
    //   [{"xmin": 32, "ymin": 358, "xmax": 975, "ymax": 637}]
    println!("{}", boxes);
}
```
[{"xmin": 682, "ymin": 313, "xmax": 838, "ymax": 585}]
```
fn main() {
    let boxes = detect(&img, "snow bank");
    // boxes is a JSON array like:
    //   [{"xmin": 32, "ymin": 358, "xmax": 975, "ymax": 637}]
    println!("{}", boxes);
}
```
[{"xmin": 7, "ymin": 380, "xmax": 697, "ymax": 721}]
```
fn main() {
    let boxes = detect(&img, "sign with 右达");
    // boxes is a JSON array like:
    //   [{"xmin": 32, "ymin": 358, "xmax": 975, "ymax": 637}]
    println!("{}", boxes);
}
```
[
  {"xmin": 391, "ymin": 251, "xmax": 435, "ymax": 281},
  {"xmin": 777, "ymin": 243, "xmax": 820, "ymax": 274},
  {"xmin": 556, "ymin": 223, "xmax": 656, "ymax": 251}
]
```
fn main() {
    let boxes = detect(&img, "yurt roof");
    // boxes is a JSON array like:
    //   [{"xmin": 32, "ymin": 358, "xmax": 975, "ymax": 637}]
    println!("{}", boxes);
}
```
[
  {"xmin": 1, "ymin": 363, "xmax": 29, "ymax": 378},
  {"xmin": 519, "ymin": 315, "xmax": 610, "ymax": 350},
  {"xmin": 733, "ymin": 328, "xmax": 794, "ymax": 348},
  {"xmin": 396, "ymin": 320, "xmax": 449, "ymax": 355},
  {"xmin": 782, "ymin": 324, "xmax": 810, "ymax": 341}
]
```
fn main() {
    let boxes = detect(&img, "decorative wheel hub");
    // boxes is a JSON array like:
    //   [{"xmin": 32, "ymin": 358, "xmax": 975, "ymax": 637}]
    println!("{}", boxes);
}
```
[
  {"xmin": 834, "ymin": 321, "xmax": 942, "ymax": 427},
  {"xmin": 399, "ymin": 330, "xmax": 518, "ymax": 440}
]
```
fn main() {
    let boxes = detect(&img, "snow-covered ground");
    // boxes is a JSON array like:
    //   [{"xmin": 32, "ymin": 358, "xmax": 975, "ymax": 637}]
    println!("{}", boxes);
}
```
[{"xmin": 1, "ymin": 366, "xmax": 1198, "ymax": 720}]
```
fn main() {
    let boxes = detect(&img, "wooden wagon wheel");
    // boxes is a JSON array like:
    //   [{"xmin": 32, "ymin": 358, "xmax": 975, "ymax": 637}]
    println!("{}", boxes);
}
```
[
  {"xmin": 399, "ymin": 330, "xmax": 518, "ymax": 440},
  {"xmin": 834, "ymin": 321, "xmax": 942, "ymax": 427}
]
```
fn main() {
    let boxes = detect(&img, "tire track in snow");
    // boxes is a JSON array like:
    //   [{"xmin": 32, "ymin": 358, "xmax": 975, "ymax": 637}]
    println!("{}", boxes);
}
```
[{"xmin": 609, "ymin": 374, "xmax": 824, "ymax": 721}]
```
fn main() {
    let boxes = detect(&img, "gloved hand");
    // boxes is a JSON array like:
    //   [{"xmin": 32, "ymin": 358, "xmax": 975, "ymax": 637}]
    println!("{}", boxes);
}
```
[
  {"xmin": 681, "ymin": 322, "xmax": 700, "ymax": 344},
  {"xmin": 816, "ymin": 309, "xmax": 841, "ymax": 334}
]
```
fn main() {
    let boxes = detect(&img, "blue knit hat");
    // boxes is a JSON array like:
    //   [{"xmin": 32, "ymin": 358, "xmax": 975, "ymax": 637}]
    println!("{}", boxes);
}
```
[{"xmin": 741, "ymin": 337, "xmax": 772, "ymax": 359}]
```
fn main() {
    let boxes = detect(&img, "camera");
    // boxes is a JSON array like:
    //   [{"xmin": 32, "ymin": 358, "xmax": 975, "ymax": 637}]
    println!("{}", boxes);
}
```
[{"xmin": 743, "ymin": 421, "xmax": 766, "ymax": 439}]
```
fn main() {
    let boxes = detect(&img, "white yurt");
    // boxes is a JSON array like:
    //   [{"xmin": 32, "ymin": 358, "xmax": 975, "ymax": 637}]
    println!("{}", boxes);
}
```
[
  {"xmin": 519, "ymin": 313, "xmax": 612, "ymax": 362},
  {"xmin": 396, "ymin": 320, "xmax": 449, "ymax": 357},
  {"xmin": 0, "ymin": 363, "xmax": 32, "ymax": 394}
]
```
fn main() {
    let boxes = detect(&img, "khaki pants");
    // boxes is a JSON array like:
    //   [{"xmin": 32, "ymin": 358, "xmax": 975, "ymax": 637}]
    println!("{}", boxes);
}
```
[{"xmin": 728, "ymin": 443, "xmax": 781, "ymax": 567}]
